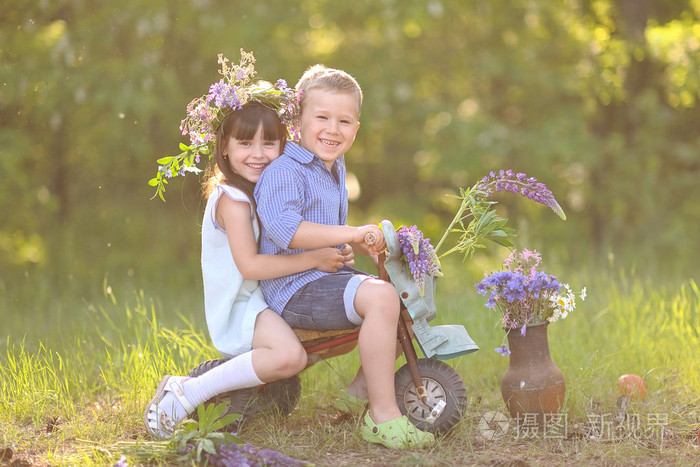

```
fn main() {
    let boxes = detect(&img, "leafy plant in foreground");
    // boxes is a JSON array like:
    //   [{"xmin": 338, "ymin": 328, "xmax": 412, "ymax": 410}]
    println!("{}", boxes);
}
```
[
  {"xmin": 116, "ymin": 402, "xmax": 306, "ymax": 466},
  {"xmin": 171, "ymin": 402, "xmax": 242, "ymax": 464}
]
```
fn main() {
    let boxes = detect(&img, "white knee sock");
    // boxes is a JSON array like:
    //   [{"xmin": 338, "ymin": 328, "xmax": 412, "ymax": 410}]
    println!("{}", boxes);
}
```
[
  {"xmin": 152, "ymin": 351, "xmax": 264, "ymax": 431},
  {"xmin": 182, "ymin": 350, "xmax": 264, "ymax": 407}
]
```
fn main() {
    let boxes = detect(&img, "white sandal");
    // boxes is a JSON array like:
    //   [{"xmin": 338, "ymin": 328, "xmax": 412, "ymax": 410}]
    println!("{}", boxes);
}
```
[{"xmin": 143, "ymin": 375, "xmax": 195, "ymax": 438}]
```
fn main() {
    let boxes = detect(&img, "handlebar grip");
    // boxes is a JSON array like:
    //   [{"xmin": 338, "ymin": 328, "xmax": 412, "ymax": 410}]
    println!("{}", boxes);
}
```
[{"xmin": 364, "ymin": 232, "xmax": 377, "ymax": 245}]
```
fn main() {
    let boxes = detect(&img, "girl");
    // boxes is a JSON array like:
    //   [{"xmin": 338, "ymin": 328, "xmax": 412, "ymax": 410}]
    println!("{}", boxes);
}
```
[{"xmin": 144, "ymin": 96, "xmax": 352, "ymax": 438}]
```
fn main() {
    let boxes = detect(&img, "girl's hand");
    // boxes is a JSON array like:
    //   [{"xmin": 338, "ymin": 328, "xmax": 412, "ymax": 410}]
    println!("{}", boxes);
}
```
[
  {"xmin": 313, "ymin": 247, "xmax": 348, "ymax": 273},
  {"xmin": 340, "ymin": 244, "xmax": 355, "ymax": 267}
]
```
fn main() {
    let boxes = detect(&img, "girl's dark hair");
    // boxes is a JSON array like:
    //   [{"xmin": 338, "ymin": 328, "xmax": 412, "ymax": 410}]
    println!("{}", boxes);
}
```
[{"xmin": 203, "ymin": 102, "xmax": 287, "ymax": 211}]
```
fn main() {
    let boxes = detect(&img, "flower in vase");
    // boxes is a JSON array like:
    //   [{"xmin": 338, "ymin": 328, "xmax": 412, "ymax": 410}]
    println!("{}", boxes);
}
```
[{"xmin": 476, "ymin": 249, "xmax": 586, "ymax": 352}]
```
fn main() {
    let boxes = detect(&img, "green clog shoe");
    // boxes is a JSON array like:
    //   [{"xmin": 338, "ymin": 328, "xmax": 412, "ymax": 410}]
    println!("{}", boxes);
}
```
[{"xmin": 360, "ymin": 412, "xmax": 436, "ymax": 449}]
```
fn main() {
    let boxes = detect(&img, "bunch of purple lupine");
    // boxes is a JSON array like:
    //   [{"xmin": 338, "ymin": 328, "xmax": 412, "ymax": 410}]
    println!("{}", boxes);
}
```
[
  {"xmin": 434, "ymin": 170, "xmax": 566, "ymax": 260},
  {"xmin": 396, "ymin": 225, "xmax": 443, "ymax": 297},
  {"xmin": 476, "ymin": 169, "xmax": 566, "ymax": 220},
  {"xmin": 475, "ymin": 249, "xmax": 561, "ymax": 331},
  {"xmin": 202, "ymin": 443, "xmax": 305, "ymax": 467}
]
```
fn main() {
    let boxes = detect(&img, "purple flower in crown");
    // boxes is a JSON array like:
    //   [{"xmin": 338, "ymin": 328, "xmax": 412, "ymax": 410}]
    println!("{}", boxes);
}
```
[
  {"xmin": 276, "ymin": 78, "xmax": 289, "ymax": 90},
  {"xmin": 207, "ymin": 81, "xmax": 226, "ymax": 104},
  {"xmin": 207, "ymin": 81, "xmax": 242, "ymax": 110}
]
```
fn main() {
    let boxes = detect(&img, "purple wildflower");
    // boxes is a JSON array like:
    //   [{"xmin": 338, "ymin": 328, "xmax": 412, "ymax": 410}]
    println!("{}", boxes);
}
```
[
  {"xmin": 207, "ymin": 81, "xmax": 226, "ymax": 104},
  {"xmin": 505, "ymin": 248, "xmax": 541, "ymax": 275},
  {"xmin": 495, "ymin": 344, "xmax": 511, "ymax": 356},
  {"xmin": 203, "ymin": 443, "xmax": 305, "ymax": 466},
  {"xmin": 207, "ymin": 81, "xmax": 243, "ymax": 110},
  {"xmin": 476, "ymin": 170, "xmax": 566, "ymax": 220},
  {"xmin": 396, "ymin": 225, "xmax": 443, "ymax": 296},
  {"xmin": 476, "ymin": 254, "xmax": 561, "ymax": 328}
]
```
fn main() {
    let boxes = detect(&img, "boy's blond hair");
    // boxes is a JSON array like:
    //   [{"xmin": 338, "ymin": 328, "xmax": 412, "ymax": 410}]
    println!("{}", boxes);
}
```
[{"xmin": 295, "ymin": 64, "xmax": 363, "ymax": 115}]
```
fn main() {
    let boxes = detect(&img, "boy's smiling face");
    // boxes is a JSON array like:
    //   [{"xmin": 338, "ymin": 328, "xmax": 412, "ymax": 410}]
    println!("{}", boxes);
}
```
[{"xmin": 298, "ymin": 89, "xmax": 360, "ymax": 169}]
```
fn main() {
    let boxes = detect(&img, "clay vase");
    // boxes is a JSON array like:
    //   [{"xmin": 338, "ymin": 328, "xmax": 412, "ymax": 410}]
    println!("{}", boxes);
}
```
[{"xmin": 500, "ymin": 322, "xmax": 566, "ymax": 423}]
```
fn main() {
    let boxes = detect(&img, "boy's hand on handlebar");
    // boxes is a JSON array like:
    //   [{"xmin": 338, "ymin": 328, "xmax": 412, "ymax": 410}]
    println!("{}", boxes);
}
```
[
  {"xmin": 314, "ymin": 247, "xmax": 350, "ymax": 273},
  {"xmin": 356, "ymin": 225, "xmax": 386, "ymax": 255},
  {"xmin": 340, "ymin": 244, "xmax": 355, "ymax": 267}
]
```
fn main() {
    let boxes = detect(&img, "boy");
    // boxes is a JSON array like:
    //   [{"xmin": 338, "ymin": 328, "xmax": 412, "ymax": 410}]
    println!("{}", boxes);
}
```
[{"xmin": 254, "ymin": 65, "xmax": 435, "ymax": 449}]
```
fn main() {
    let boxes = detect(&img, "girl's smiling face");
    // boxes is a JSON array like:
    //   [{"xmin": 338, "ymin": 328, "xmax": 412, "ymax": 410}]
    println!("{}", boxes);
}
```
[{"xmin": 223, "ymin": 123, "xmax": 282, "ymax": 183}]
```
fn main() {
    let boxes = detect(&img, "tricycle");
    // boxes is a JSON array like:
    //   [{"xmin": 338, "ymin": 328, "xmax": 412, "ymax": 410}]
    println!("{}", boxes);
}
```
[{"xmin": 189, "ymin": 220, "xmax": 479, "ymax": 434}]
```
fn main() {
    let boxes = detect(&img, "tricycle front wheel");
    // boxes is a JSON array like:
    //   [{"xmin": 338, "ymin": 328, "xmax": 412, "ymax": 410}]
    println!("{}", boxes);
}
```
[{"xmin": 394, "ymin": 358, "xmax": 468, "ymax": 434}]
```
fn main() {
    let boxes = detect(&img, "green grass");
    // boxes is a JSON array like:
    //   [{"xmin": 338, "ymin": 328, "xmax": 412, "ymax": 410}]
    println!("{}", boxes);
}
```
[{"xmin": 1, "ymin": 263, "xmax": 699, "ymax": 465}]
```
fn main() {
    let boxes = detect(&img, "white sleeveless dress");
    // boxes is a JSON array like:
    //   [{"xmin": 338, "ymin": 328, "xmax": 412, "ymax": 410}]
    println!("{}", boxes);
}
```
[{"xmin": 201, "ymin": 184, "xmax": 268, "ymax": 358}]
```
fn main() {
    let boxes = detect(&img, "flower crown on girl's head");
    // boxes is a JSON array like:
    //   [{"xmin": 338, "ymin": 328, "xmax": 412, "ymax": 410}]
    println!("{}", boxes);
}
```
[{"xmin": 149, "ymin": 49, "xmax": 301, "ymax": 201}]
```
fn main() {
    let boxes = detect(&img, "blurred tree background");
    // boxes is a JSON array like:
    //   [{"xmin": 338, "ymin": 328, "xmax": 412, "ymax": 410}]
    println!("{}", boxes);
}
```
[{"xmin": 1, "ymin": 0, "xmax": 699, "ymax": 310}]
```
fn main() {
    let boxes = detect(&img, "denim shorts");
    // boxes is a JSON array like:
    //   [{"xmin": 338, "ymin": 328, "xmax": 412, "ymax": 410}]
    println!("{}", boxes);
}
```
[{"xmin": 282, "ymin": 271, "xmax": 371, "ymax": 331}]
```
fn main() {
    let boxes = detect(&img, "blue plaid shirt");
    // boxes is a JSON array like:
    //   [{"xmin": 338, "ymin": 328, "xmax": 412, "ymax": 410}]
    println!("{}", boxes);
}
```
[{"xmin": 254, "ymin": 142, "xmax": 349, "ymax": 313}]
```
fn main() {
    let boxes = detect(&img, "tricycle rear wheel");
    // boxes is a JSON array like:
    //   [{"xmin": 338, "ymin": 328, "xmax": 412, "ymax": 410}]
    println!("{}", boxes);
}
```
[{"xmin": 394, "ymin": 358, "xmax": 467, "ymax": 434}]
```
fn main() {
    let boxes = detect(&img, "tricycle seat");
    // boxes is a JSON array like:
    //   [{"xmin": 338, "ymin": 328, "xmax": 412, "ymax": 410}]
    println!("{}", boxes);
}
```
[{"xmin": 293, "ymin": 327, "xmax": 360, "ymax": 367}]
